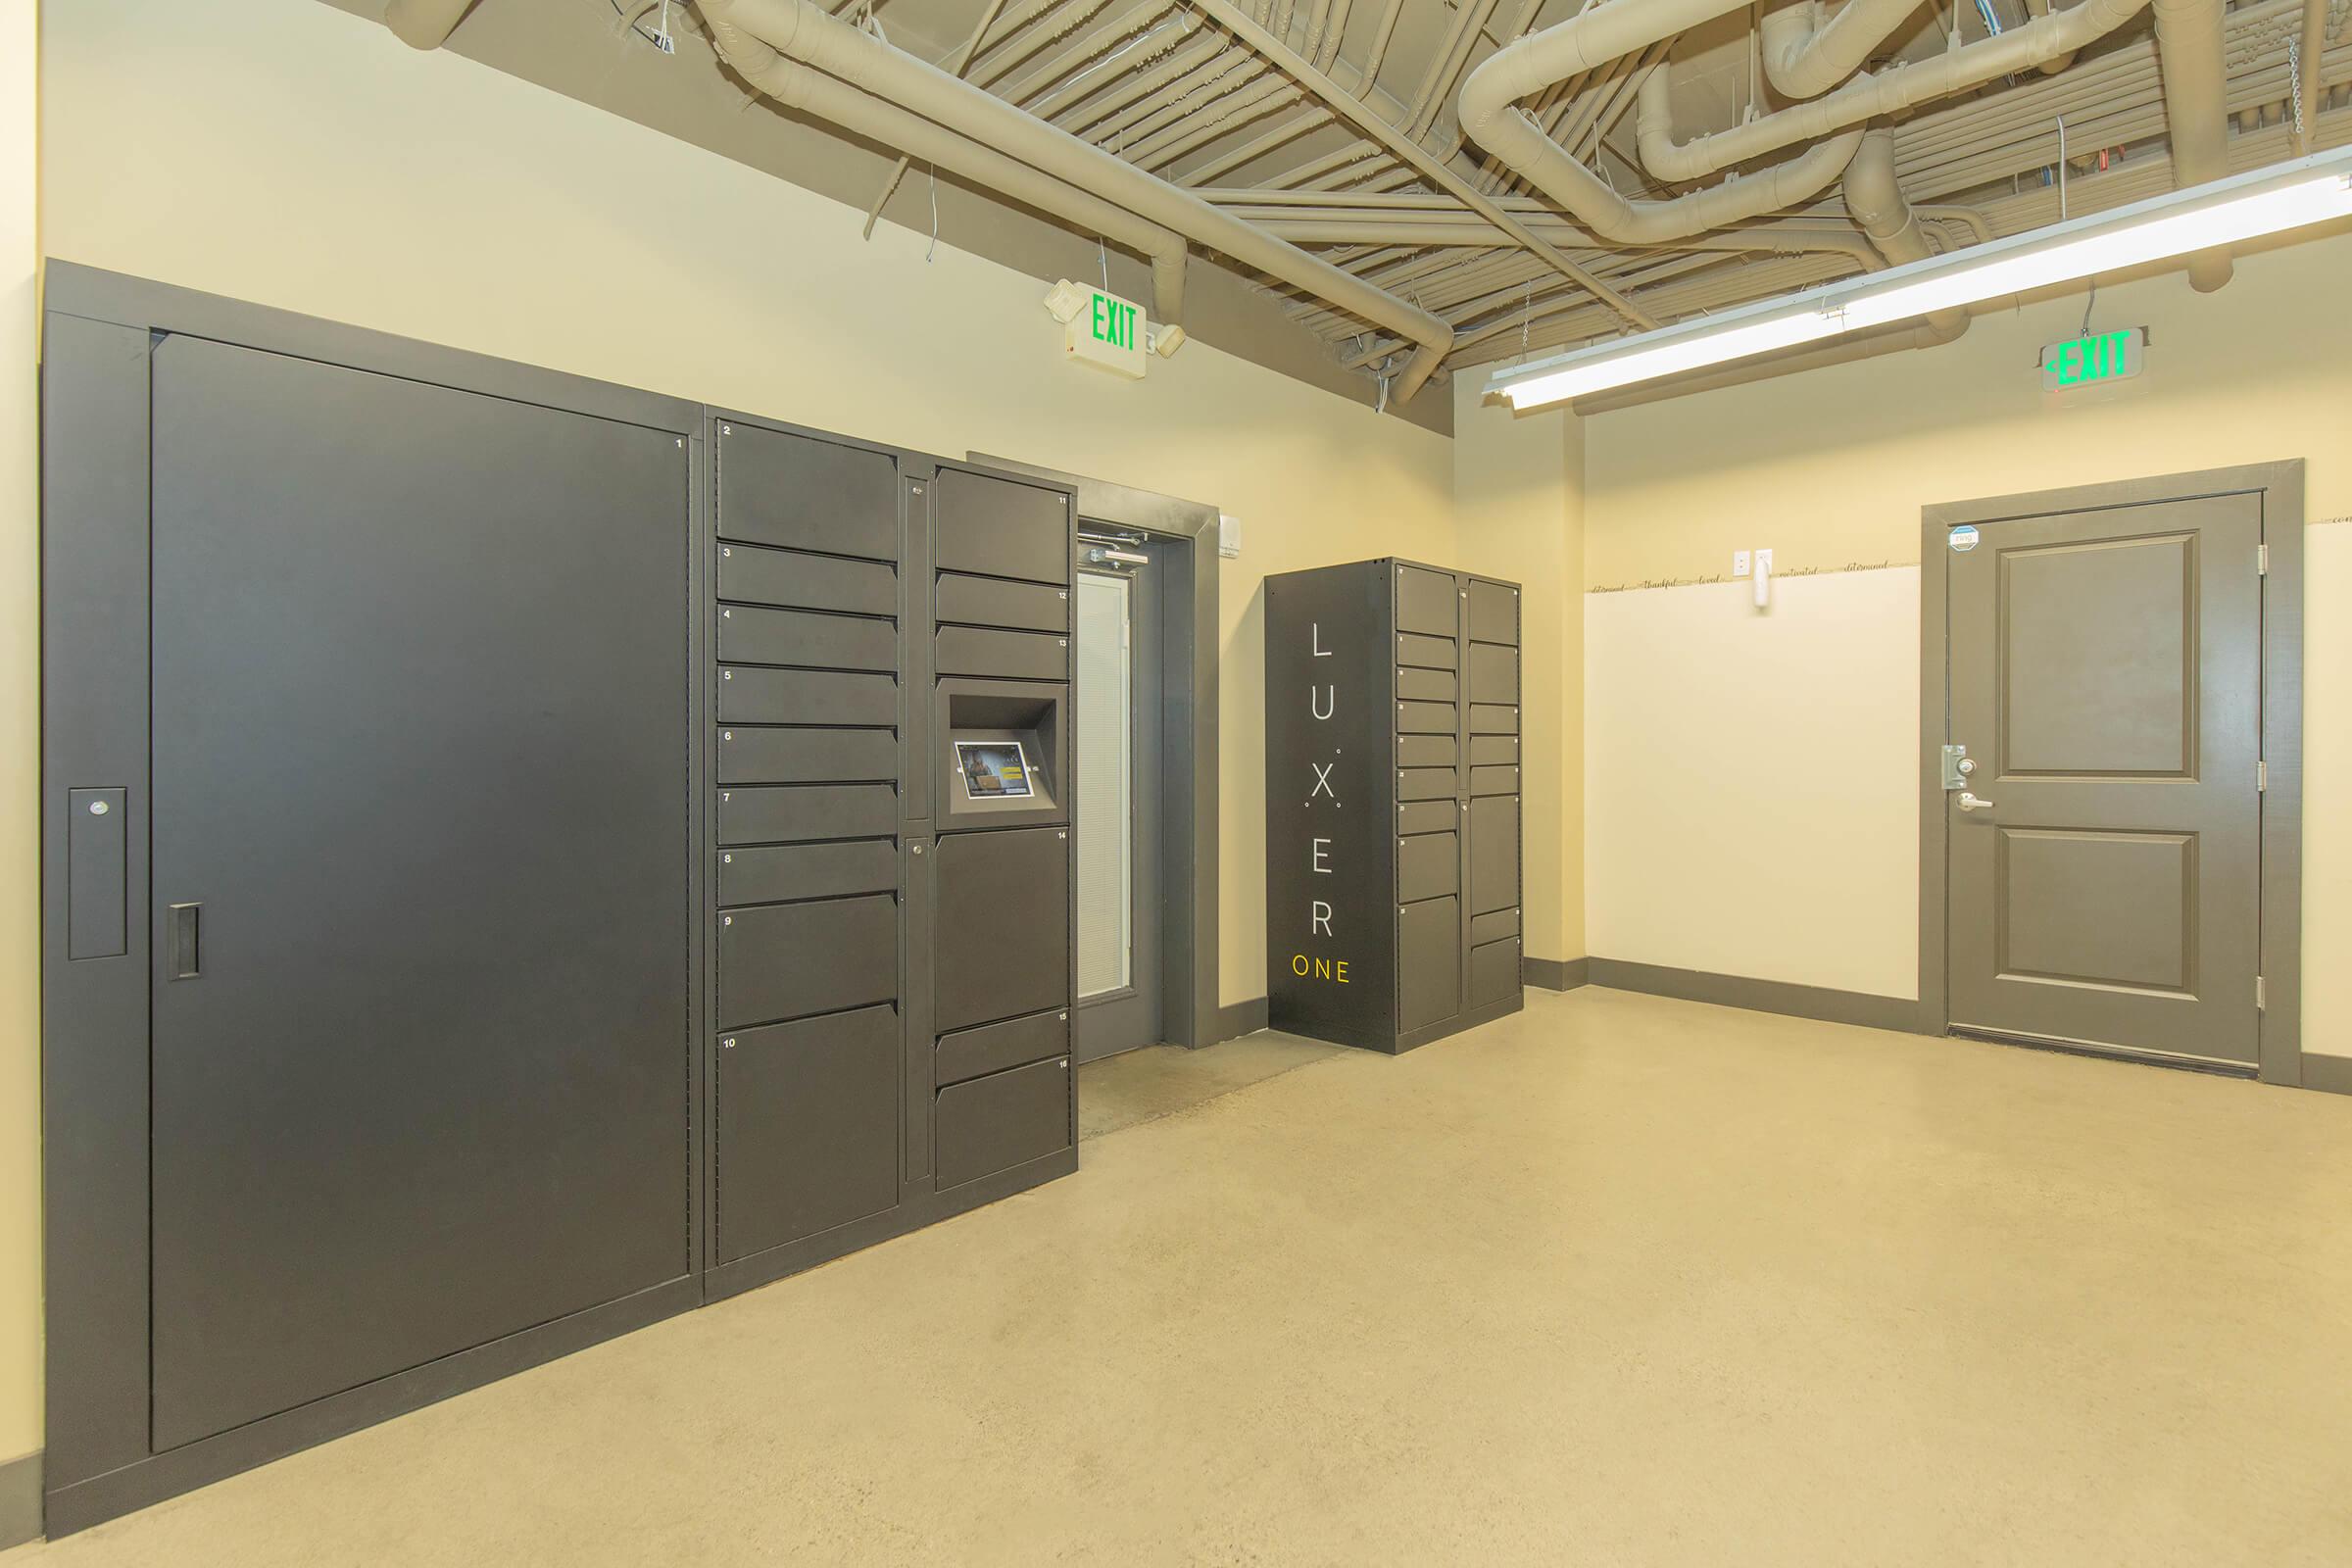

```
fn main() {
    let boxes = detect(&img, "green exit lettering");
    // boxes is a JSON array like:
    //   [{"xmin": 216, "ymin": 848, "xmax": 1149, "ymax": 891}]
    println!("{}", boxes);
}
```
[
  {"xmin": 2043, "ymin": 328, "xmax": 2134, "ymax": 387},
  {"xmin": 1089, "ymin": 292, "xmax": 1138, "ymax": 352}
]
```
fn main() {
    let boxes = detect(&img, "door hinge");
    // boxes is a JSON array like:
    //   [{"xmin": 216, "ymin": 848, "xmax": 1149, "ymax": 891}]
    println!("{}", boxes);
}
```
[
  {"xmin": 2256, "ymin": 975, "xmax": 2267, "ymax": 1011},
  {"xmin": 2257, "ymin": 543, "xmax": 2269, "ymax": 576},
  {"xmin": 2258, "ymin": 760, "xmax": 2268, "ymax": 793}
]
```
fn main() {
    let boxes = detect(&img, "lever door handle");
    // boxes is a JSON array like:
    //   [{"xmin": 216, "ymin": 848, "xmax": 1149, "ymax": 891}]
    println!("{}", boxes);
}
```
[{"xmin": 1956, "ymin": 792, "xmax": 1996, "ymax": 813}]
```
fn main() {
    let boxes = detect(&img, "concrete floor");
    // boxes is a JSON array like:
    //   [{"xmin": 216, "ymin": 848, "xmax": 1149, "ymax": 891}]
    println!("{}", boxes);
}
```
[{"xmin": 12, "ymin": 987, "xmax": 2352, "ymax": 1566}]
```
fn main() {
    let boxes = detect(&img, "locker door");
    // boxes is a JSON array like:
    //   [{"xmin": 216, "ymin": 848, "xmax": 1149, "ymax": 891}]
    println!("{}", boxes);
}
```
[{"xmin": 147, "ymin": 337, "xmax": 690, "ymax": 1450}]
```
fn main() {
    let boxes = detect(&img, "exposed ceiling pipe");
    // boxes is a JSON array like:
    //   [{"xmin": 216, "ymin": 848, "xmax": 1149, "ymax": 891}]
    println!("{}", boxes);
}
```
[
  {"xmin": 702, "ymin": 0, "xmax": 1456, "ymax": 400},
  {"xmin": 1842, "ymin": 128, "xmax": 1968, "ymax": 341},
  {"xmin": 2294, "ymin": 0, "xmax": 2330, "ymax": 152},
  {"xmin": 1630, "ymin": 0, "xmax": 2153, "ymax": 180},
  {"xmin": 1232, "ymin": 213, "xmax": 1891, "ymax": 267},
  {"xmin": 384, "ymin": 0, "xmax": 477, "ymax": 49},
  {"xmin": 1181, "ymin": 0, "xmax": 1659, "ymax": 327},
  {"xmin": 861, "ymin": 0, "xmax": 1013, "ymax": 238},
  {"xmin": 1457, "ymin": 0, "xmax": 1868, "ymax": 244},
  {"xmin": 698, "ymin": 2, "xmax": 1189, "ymax": 328},
  {"xmin": 2152, "ymin": 0, "xmax": 2235, "ymax": 289},
  {"xmin": 1760, "ymin": 0, "xmax": 1932, "ymax": 99},
  {"xmin": 2022, "ymin": 0, "xmax": 2077, "ymax": 74}
]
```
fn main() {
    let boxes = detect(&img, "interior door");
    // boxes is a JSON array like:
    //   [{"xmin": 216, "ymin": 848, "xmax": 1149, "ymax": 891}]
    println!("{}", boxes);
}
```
[
  {"xmin": 147, "ymin": 336, "xmax": 691, "ymax": 1448},
  {"xmin": 1073, "ymin": 555, "xmax": 1164, "ymax": 1060},
  {"xmin": 1943, "ymin": 492, "xmax": 2263, "ymax": 1066}
]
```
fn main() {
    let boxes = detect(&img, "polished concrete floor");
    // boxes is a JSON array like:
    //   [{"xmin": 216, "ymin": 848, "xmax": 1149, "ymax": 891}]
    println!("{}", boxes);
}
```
[{"xmin": 12, "ymin": 988, "xmax": 2352, "ymax": 1566}]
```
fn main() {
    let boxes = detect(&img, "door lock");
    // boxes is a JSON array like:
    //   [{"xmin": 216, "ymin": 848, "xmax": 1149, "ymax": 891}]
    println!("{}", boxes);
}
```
[
  {"xmin": 1939, "ymin": 743, "xmax": 1974, "ymax": 791},
  {"xmin": 1956, "ymin": 792, "xmax": 1996, "ymax": 812}
]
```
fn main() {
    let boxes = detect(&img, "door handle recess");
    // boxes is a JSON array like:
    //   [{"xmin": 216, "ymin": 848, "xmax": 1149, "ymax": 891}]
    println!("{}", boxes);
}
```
[
  {"xmin": 1955, "ymin": 792, "xmax": 1996, "ymax": 813},
  {"xmin": 168, "ymin": 902, "xmax": 202, "ymax": 980}
]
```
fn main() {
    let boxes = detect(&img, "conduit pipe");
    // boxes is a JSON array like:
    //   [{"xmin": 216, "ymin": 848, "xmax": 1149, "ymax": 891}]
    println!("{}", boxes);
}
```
[
  {"xmin": 698, "ymin": 2, "xmax": 1189, "ymax": 327},
  {"xmin": 2024, "ymin": 0, "xmax": 2077, "ymax": 74},
  {"xmin": 1632, "ymin": 0, "xmax": 2152, "ymax": 181},
  {"xmin": 1841, "ymin": 129, "xmax": 1968, "ymax": 340},
  {"xmin": 1458, "ymin": 0, "xmax": 1868, "ymax": 244},
  {"xmin": 1760, "ymin": 0, "xmax": 1925, "ymax": 99},
  {"xmin": 1230, "ymin": 212, "xmax": 1891, "ymax": 267},
  {"xmin": 2151, "ymin": 0, "xmax": 2234, "ymax": 288},
  {"xmin": 384, "ymin": 0, "xmax": 476, "ymax": 48},
  {"xmin": 2294, "ymin": 0, "xmax": 2328, "ymax": 153},
  {"xmin": 701, "ymin": 0, "xmax": 1456, "ymax": 399}
]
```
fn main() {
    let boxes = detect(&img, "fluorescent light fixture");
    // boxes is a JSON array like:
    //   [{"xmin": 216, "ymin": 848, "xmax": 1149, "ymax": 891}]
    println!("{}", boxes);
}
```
[
  {"xmin": 1497, "ymin": 308, "xmax": 1843, "ymax": 408},
  {"xmin": 1490, "ymin": 146, "xmax": 2352, "ymax": 411}
]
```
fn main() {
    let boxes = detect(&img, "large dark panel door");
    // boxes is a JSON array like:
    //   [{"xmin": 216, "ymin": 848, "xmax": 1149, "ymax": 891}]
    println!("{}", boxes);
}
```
[
  {"xmin": 147, "ymin": 337, "xmax": 691, "ymax": 1448},
  {"xmin": 1944, "ymin": 493, "xmax": 2263, "ymax": 1066}
]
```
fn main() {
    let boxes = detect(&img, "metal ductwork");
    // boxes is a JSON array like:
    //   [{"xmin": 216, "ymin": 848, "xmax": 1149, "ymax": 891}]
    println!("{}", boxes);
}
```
[
  {"xmin": 1760, "ymin": 0, "xmax": 1927, "ymax": 99},
  {"xmin": 384, "ymin": 0, "xmax": 476, "ymax": 50},
  {"xmin": 696, "ymin": 2, "xmax": 1189, "ymax": 330},
  {"xmin": 1842, "ymin": 129, "xmax": 1968, "ymax": 342},
  {"xmin": 702, "ymin": 0, "xmax": 1454, "ymax": 401},
  {"xmin": 1457, "ymin": 0, "xmax": 1868, "ymax": 244},
  {"xmin": 1632, "ymin": 0, "xmax": 2154, "ymax": 181},
  {"xmin": 2152, "ymin": 0, "xmax": 2235, "ymax": 290}
]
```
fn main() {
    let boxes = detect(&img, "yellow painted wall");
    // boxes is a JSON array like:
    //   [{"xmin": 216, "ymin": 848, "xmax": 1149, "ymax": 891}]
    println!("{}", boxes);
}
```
[
  {"xmin": 3, "ymin": 0, "xmax": 39, "ymax": 1473},
  {"xmin": 1453, "ymin": 385, "xmax": 1582, "ymax": 964},
  {"xmin": 17, "ymin": 0, "xmax": 1470, "ymax": 1455},
  {"xmin": 1583, "ymin": 233, "xmax": 2352, "ymax": 1060}
]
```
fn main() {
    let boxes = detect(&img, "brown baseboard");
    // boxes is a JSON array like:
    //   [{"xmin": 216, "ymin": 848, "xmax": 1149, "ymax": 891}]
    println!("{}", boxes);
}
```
[
  {"xmin": 0, "ymin": 1450, "xmax": 40, "ymax": 1550},
  {"xmin": 1211, "ymin": 996, "xmax": 1269, "ymax": 1044},
  {"xmin": 2302, "ymin": 1054, "xmax": 2352, "ymax": 1097},
  {"xmin": 1586, "ymin": 957, "xmax": 1930, "ymax": 1035},
  {"xmin": 1523, "ymin": 956, "xmax": 1590, "ymax": 992}
]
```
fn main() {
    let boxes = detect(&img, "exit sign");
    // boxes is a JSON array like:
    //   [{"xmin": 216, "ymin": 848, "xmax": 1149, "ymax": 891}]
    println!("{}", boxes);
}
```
[
  {"xmin": 2041, "ymin": 326, "xmax": 2145, "ymax": 392},
  {"xmin": 1047, "ymin": 280, "xmax": 1148, "ymax": 379}
]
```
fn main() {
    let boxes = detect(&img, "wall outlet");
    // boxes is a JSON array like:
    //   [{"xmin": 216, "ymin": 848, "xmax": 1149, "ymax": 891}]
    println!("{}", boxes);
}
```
[
  {"xmin": 1733, "ymin": 550, "xmax": 1751, "ymax": 578},
  {"xmin": 1218, "ymin": 513, "xmax": 1242, "ymax": 559}
]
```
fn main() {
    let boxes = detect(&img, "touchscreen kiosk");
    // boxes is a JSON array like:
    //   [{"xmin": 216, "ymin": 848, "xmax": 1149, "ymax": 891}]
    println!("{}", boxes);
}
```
[{"xmin": 956, "ymin": 741, "xmax": 1035, "ymax": 799}]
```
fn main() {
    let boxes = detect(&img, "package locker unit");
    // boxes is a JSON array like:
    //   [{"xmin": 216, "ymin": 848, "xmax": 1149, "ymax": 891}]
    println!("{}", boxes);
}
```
[
  {"xmin": 710, "ymin": 417, "xmax": 1081, "ymax": 1293},
  {"xmin": 1263, "ymin": 559, "xmax": 1524, "ymax": 1053},
  {"xmin": 36, "ymin": 266, "xmax": 1080, "ymax": 1533}
]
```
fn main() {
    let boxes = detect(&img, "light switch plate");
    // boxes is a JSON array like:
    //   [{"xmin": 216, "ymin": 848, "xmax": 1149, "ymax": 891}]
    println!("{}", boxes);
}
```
[{"xmin": 1733, "ymin": 550, "xmax": 1751, "ymax": 578}]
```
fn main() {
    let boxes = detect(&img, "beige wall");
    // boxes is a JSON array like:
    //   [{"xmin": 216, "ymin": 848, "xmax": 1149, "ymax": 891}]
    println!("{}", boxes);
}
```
[
  {"xmin": 19, "ymin": 0, "xmax": 1472, "ymax": 1454},
  {"xmin": 1453, "ymin": 385, "xmax": 1583, "ymax": 964},
  {"xmin": 4, "ymin": 0, "xmax": 39, "ymax": 1472},
  {"xmin": 1583, "ymin": 233, "xmax": 2352, "ymax": 1060},
  {"xmin": 1587, "ymin": 571, "xmax": 1920, "ymax": 997}
]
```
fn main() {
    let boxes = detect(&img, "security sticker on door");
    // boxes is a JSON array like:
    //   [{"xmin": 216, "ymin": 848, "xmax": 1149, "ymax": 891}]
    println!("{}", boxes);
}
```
[{"xmin": 1949, "ymin": 524, "xmax": 1981, "ymax": 554}]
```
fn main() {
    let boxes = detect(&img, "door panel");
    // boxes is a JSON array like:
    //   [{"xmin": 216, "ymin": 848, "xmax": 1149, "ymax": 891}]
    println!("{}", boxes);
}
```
[
  {"xmin": 147, "ymin": 337, "xmax": 688, "ymax": 1449},
  {"xmin": 1074, "ymin": 559, "xmax": 1167, "ymax": 1062},
  {"xmin": 1945, "ymin": 494, "xmax": 2261, "ymax": 1063}
]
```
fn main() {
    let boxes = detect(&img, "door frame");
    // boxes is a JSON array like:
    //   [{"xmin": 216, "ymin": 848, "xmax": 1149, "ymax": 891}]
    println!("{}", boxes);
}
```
[
  {"xmin": 968, "ymin": 455, "xmax": 1221, "ymax": 1049},
  {"xmin": 37, "ymin": 263, "xmax": 710, "ymax": 1532},
  {"xmin": 1916, "ymin": 460, "xmax": 2305, "ymax": 1086}
]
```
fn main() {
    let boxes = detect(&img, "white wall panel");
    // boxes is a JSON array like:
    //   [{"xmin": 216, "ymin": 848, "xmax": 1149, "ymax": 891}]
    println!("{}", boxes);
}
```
[{"xmin": 1586, "ymin": 570, "xmax": 1920, "ymax": 1000}]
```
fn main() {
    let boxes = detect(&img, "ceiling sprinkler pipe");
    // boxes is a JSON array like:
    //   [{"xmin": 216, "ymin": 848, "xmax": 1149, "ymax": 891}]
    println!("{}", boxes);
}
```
[{"xmin": 706, "ymin": 0, "xmax": 1454, "ymax": 401}]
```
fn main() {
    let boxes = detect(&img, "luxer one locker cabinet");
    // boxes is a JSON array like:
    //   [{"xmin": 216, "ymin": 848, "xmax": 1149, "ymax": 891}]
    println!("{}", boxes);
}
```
[
  {"xmin": 710, "ymin": 416, "xmax": 1077, "ymax": 1298},
  {"xmin": 1264, "ymin": 559, "xmax": 1524, "ymax": 1053}
]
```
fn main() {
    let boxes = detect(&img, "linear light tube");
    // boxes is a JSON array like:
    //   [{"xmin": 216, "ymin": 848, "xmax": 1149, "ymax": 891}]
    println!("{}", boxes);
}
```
[
  {"xmin": 1488, "ymin": 147, "xmax": 2352, "ymax": 412},
  {"xmin": 1500, "ymin": 309, "xmax": 1843, "ymax": 407},
  {"xmin": 1841, "ymin": 174, "xmax": 2352, "ymax": 329}
]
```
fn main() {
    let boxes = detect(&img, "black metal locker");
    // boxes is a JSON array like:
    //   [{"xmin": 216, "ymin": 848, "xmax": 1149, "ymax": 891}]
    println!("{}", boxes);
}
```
[{"xmin": 1264, "ymin": 558, "xmax": 1524, "ymax": 1053}]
